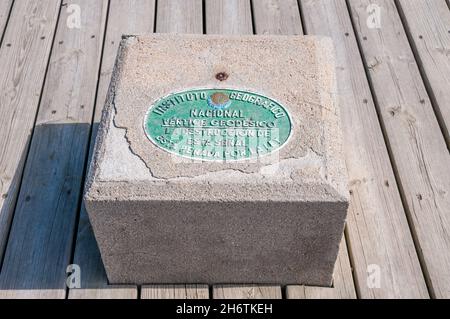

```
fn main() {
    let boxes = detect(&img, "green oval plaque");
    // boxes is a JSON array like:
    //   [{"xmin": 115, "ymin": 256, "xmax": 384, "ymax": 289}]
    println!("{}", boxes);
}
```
[{"xmin": 144, "ymin": 88, "xmax": 292, "ymax": 161}]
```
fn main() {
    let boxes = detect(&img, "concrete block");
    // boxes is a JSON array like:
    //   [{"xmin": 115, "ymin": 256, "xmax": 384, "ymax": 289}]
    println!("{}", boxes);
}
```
[{"xmin": 84, "ymin": 34, "xmax": 349, "ymax": 286}]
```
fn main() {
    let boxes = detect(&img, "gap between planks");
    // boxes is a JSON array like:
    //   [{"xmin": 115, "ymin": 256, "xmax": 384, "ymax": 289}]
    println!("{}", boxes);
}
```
[{"xmin": 0, "ymin": 0, "xmax": 13, "ymax": 47}]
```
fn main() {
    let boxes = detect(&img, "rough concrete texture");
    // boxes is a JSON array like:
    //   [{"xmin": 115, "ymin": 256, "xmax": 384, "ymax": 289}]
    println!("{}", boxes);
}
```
[{"xmin": 84, "ymin": 34, "xmax": 349, "ymax": 286}]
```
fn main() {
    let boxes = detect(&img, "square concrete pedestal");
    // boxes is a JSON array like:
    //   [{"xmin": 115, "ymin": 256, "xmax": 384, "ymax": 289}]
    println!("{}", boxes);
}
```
[{"xmin": 84, "ymin": 34, "xmax": 349, "ymax": 286}]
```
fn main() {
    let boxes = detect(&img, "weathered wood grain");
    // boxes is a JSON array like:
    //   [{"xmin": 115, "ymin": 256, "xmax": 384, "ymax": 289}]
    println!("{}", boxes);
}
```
[
  {"xmin": 252, "ymin": 0, "xmax": 356, "ymax": 300},
  {"xmin": 213, "ymin": 285, "xmax": 282, "ymax": 299},
  {"xmin": 0, "ymin": 0, "xmax": 108, "ymax": 299},
  {"xmin": 299, "ymin": 0, "xmax": 429, "ymax": 298},
  {"xmin": 396, "ymin": 0, "xmax": 450, "ymax": 147},
  {"xmin": 69, "ymin": 0, "xmax": 155, "ymax": 299},
  {"xmin": 69, "ymin": 286, "xmax": 137, "ymax": 299},
  {"xmin": 156, "ymin": 0, "xmax": 203, "ymax": 33},
  {"xmin": 205, "ymin": 0, "xmax": 253, "ymax": 34},
  {"xmin": 0, "ymin": 0, "xmax": 13, "ymax": 43},
  {"xmin": 141, "ymin": 285, "xmax": 209, "ymax": 299},
  {"xmin": 90, "ymin": 0, "xmax": 156, "ymax": 123},
  {"xmin": 348, "ymin": 0, "xmax": 450, "ymax": 299},
  {"xmin": 252, "ymin": 0, "xmax": 303, "ymax": 35},
  {"xmin": 0, "ymin": 0, "xmax": 61, "ymax": 268}
]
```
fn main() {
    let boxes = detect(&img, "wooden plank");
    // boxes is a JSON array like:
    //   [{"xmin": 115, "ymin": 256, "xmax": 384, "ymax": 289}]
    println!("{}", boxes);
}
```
[
  {"xmin": 0, "ymin": 0, "xmax": 61, "ymax": 266},
  {"xmin": 156, "ymin": 0, "xmax": 203, "ymax": 33},
  {"xmin": 90, "ymin": 0, "xmax": 156, "ymax": 124},
  {"xmin": 69, "ymin": 286, "xmax": 137, "ymax": 299},
  {"xmin": 252, "ymin": 0, "xmax": 356, "ymax": 300},
  {"xmin": 205, "ymin": 0, "xmax": 253, "ymax": 34},
  {"xmin": 348, "ymin": 0, "xmax": 450, "ymax": 299},
  {"xmin": 0, "ymin": 0, "xmax": 108, "ymax": 299},
  {"xmin": 396, "ymin": 0, "xmax": 450, "ymax": 147},
  {"xmin": 252, "ymin": 0, "xmax": 303, "ymax": 35},
  {"xmin": 298, "ymin": 0, "xmax": 429, "ymax": 298},
  {"xmin": 286, "ymin": 238, "xmax": 357, "ymax": 299},
  {"xmin": 213, "ymin": 285, "xmax": 282, "ymax": 299},
  {"xmin": 0, "ymin": 0, "xmax": 13, "ymax": 42},
  {"xmin": 69, "ymin": 0, "xmax": 155, "ymax": 299},
  {"xmin": 141, "ymin": 285, "xmax": 209, "ymax": 299}
]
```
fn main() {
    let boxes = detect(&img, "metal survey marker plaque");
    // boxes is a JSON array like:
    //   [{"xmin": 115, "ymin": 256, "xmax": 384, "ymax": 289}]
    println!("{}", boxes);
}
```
[{"xmin": 144, "ymin": 88, "xmax": 292, "ymax": 161}]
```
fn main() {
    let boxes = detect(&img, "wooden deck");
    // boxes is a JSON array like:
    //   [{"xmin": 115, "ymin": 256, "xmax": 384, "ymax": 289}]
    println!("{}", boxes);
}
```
[{"xmin": 0, "ymin": 0, "xmax": 449, "ymax": 299}]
